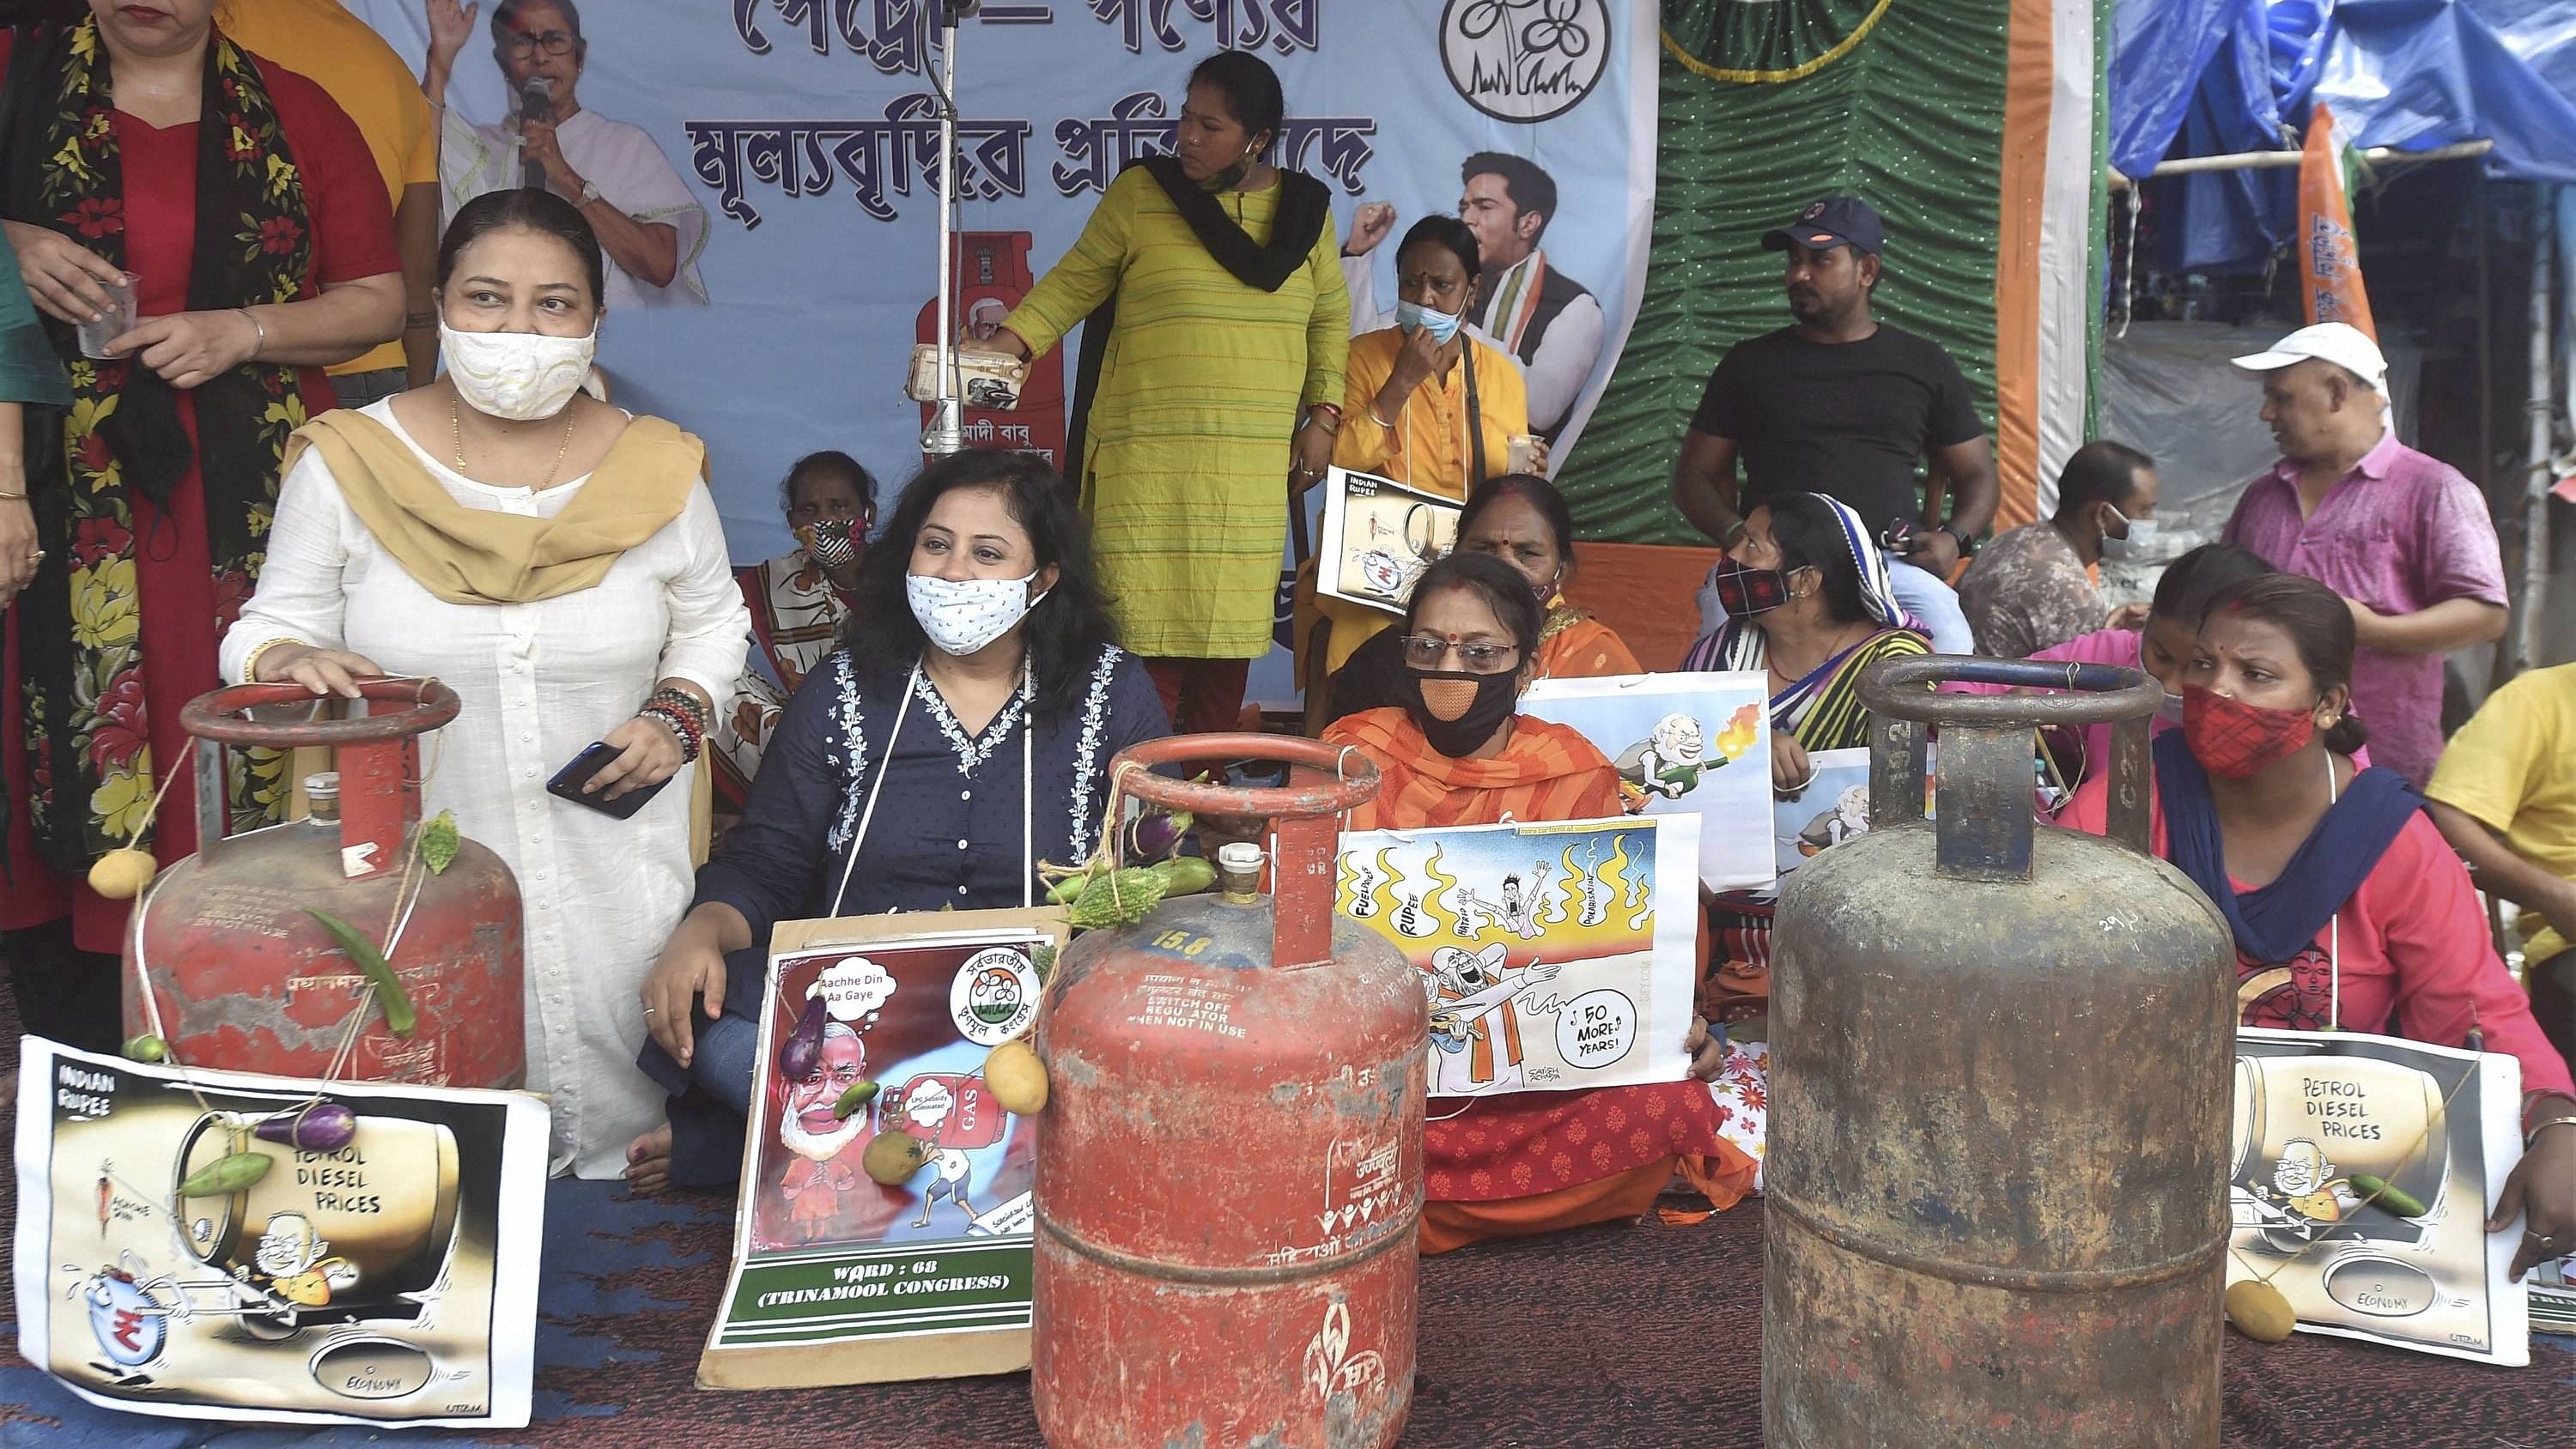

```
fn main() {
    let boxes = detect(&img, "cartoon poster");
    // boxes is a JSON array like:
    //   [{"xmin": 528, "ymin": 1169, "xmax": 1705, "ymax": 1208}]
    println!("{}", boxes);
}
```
[
  {"xmin": 1315, "ymin": 467, "xmax": 1462, "ymax": 616},
  {"xmin": 2228, "ymin": 1028, "xmax": 2528, "ymax": 1366},
  {"xmin": 1518, "ymin": 673, "xmax": 1772, "ymax": 890},
  {"xmin": 10, "ymin": 1040, "xmax": 545, "ymax": 1428},
  {"xmin": 1336, "ymin": 815, "xmax": 1698, "ymax": 1097},
  {"xmin": 700, "ymin": 909, "xmax": 1066, "ymax": 1389},
  {"xmin": 1770, "ymin": 747, "xmax": 1874, "ymax": 880}
]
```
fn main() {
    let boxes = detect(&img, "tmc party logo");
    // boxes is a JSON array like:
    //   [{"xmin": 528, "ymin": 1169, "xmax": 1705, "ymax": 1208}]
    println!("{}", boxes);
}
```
[{"xmin": 1441, "ymin": 0, "xmax": 1610, "ymax": 124}]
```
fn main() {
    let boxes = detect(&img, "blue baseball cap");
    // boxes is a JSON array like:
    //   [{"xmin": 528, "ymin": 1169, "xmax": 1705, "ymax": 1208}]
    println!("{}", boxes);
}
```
[{"xmin": 1762, "ymin": 197, "xmax": 1884, "ymax": 258}]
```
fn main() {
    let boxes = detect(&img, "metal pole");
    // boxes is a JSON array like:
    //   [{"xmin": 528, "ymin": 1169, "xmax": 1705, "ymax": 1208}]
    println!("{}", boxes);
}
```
[
  {"xmin": 2517, "ymin": 192, "xmax": 2557, "ymax": 674},
  {"xmin": 2104, "ymin": 138, "xmax": 2494, "ymax": 191},
  {"xmin": 922, "ymin": 3, "xmax": 974, "ymax": 457}
]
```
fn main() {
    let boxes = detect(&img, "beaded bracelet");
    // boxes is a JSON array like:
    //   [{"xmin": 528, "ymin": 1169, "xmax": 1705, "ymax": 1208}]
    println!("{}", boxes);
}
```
[
  {"xmin": 640, "ymin": 704, "xmax": 703, "ymax": 764},
  {"xmin": 645, "ymin": 685, "xmax": 708, "ymax": 734}
]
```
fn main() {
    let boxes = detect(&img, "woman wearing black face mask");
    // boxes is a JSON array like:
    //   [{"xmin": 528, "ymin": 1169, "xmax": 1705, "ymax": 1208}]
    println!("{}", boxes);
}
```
[
  {"xmin": 1323, "ymin": 550, "xmax": 1740, "ymax": 1253},
  {"xmin": 709, "ymin": 450, "xmax": 878, "ymax": 815},
  {"xmin": 1680, "ymin": 491, "xmax": 1929, "ymax": 1026}
]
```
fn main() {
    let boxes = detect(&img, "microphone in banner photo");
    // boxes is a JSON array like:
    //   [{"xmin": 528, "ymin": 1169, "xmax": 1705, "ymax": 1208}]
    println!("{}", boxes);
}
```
[{"xmin": 519, "ymin": 75, "xmax": 556, "ymax": 190}]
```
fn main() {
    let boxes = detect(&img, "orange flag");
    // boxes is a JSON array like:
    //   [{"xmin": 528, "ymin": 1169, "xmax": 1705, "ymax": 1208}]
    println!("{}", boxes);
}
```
[{"xmin": 2298, "ymin": 102, "xmax": 2376, "ymax": 339}]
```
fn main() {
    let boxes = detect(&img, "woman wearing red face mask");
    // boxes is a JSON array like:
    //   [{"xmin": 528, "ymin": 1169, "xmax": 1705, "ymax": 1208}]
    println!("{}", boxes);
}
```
[{"xmin": 2061, "ymin": 573, "xmax": 2574, "ymax": 1281}]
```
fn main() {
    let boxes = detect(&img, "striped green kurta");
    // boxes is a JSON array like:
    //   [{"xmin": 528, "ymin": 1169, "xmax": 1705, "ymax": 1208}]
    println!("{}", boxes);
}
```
[{"xmin": 1005, "ymin": 167, "xmax": 1347, "ymax": 658}]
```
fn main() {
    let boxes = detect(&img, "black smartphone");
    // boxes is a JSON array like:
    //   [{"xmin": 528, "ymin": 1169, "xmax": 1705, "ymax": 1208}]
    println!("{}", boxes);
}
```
[
  {"xmin": 545, "ymin": 741, "xmax": 670, "ymax": 820},
  {"xmin": 1878, "ymin": 518, "xmax": 1917, "ymax": 554}
]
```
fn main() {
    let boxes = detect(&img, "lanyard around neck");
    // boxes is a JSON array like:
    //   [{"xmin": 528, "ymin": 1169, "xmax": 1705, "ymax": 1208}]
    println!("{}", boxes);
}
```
[{"xmin": 828, "ymin": 659, "xmax": 1035, "ymax": 916}]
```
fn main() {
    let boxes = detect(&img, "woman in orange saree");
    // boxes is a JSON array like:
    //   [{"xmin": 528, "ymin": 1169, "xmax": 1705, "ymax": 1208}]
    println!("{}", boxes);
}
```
[{"xmin": 1324, "ymin": 551, "xmax": 1751, "ymax": 1253}]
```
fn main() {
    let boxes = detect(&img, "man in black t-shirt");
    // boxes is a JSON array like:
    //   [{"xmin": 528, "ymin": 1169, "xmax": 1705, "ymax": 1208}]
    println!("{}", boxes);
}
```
[{"xmin": 1668, "ymin": 197, "xmax": 1996, "ymax": 652}]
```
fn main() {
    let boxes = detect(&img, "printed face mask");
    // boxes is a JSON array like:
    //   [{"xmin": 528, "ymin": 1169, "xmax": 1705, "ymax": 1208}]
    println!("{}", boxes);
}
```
[
  {"xmin": 1395, "ymin": 666, "xmax": 1518, "ymax": 759},
  {"xmin": 440, "ymin": 320, "xmax": 596, "ymax": 421},
  {"xmin": 2099, "ymin": 506, "xmax": 2156, "ymax": 563},
  {"xmin": 907, "ymin": 570, "xmax": 1045, "ymax": 657},
  {"xmin": 2181, "ymin": 684, "xmax": 2318, "ymax": 779},
  {"xmin": 1710, "ymin": 557, "xmax": 1790, "ymax": 620},
  {"xmin": 796, "ymin": 518, "xmax": 866, "ymax": 570},
  {"xmin": 1396, "ymin": 300, "xmax": 1465, "ymax": 345}
]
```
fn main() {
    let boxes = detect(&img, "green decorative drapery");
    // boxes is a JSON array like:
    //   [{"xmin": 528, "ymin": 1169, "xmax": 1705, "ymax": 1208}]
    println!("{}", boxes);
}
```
[{"xmin": 1562, "ymin": 0, "xmax": 2014, "ymax": 545}]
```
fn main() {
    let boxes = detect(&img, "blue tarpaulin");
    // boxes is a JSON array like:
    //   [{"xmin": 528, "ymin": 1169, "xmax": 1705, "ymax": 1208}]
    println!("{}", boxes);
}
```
[{"xmin": 2110, "ymin": 0, "xmax": 2576, "ymax": 268}]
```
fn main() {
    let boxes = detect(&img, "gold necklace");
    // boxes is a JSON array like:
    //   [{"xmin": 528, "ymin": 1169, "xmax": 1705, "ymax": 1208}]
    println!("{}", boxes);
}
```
[{"xmin": 451, "ymin": 396, "xmax": 580, "ymax": 488}]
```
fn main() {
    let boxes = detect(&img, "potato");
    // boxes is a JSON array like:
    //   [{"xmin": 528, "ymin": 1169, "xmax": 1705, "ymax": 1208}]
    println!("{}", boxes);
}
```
[
  {"xmin": 2225, "ymin": 1278, "xmax": 2296, "ymax": 1343},
  {"xmin": 985, "ymin": 1040, "xmax": 1049, "ymax": 1115}
]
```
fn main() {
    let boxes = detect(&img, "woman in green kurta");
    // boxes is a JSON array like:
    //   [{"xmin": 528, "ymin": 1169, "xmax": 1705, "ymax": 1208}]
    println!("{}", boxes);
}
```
[{"xmin": 984, "ymin": 50, "xmax": 1347, "ymax": 734}]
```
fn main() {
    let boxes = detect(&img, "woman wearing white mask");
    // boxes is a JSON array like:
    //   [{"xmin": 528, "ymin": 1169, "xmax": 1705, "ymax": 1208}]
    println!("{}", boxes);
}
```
[
  {"xmin": 222, "ymin": 190, "xmax": 750, "ymax": 1179},
  {"xmin": 623, "ymin": 448, "xmax": 1170, "ymax": 1192},
  {"xmin": 1291, "ymin": 216, "xmax": 1533, "ymax": 715}
]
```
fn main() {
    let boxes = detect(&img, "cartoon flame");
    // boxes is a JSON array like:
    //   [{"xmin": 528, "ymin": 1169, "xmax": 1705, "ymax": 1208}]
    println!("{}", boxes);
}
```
[
  {"xmin": 1619, "ymin": 833, "xmax": 1649, "ymax": 910},
  {"xmin": 1580, "ymin": 835, "xmax": 1629, "ymax": 928},
  {"xmin": 1713, "ymin": 701, "xmax": 1762, "ymax": 761},
  {"xmin": 1419, "ymin": 846, "xmax": 1459, "ymax": 937},
  {"xmin": 1340, "ymin": 846, "xmax": 1390, "ymax": 919},
  {"xmin": 1546, "ymin": 845, "xmax": 1583, "ymax": 925}
]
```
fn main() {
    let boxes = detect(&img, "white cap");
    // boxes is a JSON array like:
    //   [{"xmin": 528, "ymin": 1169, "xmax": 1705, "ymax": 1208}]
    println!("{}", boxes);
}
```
[
  {"xmin": 1216, "ymin": 842, "xmax": 1265, "ymax": 873},
  {"xmin": 2231, "ymin": 322, "xmax": 2388, "ymax": 398}
]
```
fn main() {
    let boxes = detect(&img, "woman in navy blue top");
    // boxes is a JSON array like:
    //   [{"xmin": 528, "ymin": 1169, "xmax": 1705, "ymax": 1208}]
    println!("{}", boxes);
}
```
[{"xmin": 627, "ymin": 450, "xmax": 1169, "ymax": 1189}]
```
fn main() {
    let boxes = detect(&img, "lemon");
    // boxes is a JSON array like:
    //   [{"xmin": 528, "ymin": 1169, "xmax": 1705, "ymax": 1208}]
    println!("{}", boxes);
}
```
[
  {"xmin": 985, "ymin": 1040, "xmax": 1049, "ymax": 1115},
  {"xmin": 87, "ymin": 847, "xmax": 157, "ymax": 900},
  {"xmin": 2225, "ymin": 1278, "xmax": 2296, "ymax": 1343}
]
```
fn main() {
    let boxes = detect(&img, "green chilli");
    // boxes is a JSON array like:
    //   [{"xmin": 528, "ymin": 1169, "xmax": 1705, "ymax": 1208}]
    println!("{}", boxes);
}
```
[
  {"xmin": 2348, "ymin": 1173, "xmax": 2428, "ymax": 1219},
  {"xmin": 305, "ymin": 909, "xmax": 418, "ymax": 1038},
  {"xmin": 178, "ymin": 1151, "xmax": 272, "ymax": 1197}
]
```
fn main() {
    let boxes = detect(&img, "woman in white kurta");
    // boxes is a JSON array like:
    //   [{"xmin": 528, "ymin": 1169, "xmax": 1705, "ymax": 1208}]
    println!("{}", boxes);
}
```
[{"xmin": 221, "ymin": 191, "xmax": 748, "ymax": 1177}]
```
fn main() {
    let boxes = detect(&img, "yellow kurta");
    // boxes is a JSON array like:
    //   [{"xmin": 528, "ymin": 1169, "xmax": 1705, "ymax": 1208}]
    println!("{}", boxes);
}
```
[
  {"xmin": 1296, "ymin": 327, "xmax": 1528, "ymax": 676},
  {"xmin": 1005, "ymin": 167, "xmax": 1347, "ymax": 658}
]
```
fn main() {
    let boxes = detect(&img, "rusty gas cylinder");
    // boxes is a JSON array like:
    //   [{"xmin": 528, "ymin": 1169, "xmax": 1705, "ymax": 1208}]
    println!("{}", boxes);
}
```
[
  {"xmin": 125, "ymin": 681, "xmax": 525, "ymax": 1089},
  {"xmin": 1033, "ymin": 735, "xmax": 1424, "ymax": 1449},
  {"xmin": 1764, "ymin": 658, "xmax": 2235, "ymax": 1447}
]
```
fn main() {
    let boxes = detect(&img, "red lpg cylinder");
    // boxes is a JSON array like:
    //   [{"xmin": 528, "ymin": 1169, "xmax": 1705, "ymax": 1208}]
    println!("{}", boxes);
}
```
[
  {"xmin": 123, "ymin": 681, "xmax": 525, "ymax": 1088},
  {"xmin": 1033, "ymin": 736, "xmax": 1424, "ymax": 1449},
  {"xmin": 915, "ymin": 230, "xmax": 1066, "ymax": 470}
]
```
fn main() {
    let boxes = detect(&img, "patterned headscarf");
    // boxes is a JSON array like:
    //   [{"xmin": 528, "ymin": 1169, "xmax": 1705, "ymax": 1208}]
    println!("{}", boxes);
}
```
[{"xmin": 1682, "ymin": 493, "xmax": 1905, "ymax": 674}]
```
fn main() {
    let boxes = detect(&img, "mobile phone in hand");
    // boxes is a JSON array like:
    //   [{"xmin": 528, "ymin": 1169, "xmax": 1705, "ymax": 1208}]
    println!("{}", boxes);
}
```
[
  {"xmin": 545, "ymin": 740, "xmax": 669, "ymax": 820},
  {"xmin": 1878, "ymin": 518, "xmax": 1917, "ymax": 554}
]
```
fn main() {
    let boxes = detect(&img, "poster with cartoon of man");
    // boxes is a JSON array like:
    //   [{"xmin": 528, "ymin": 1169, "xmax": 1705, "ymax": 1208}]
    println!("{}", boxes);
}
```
[
  {"xmin": 1337, "ymin": 815, "xmax": 1698, "ymax": 1098},
  {"xmin": 1520, "ymin": 673, "xmax": 1771, "ymax": 889},
  {"xmin": 702, "ymin": 908, "xmax": 1066, "ymax": 1389},
  {"xmin": 10, "ymin": 1040, "xmax": 545, "ymax": 1427},
  {"xmin": 2228, "ymin": 1028, "xmax": 2529, "ymax": 1365},
  {"xmin": 1315, "ymin": 468, "xmax": 1464, "ymax": 615}
]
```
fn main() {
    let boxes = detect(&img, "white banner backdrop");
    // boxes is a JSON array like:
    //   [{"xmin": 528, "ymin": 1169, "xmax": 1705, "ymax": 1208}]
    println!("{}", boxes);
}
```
[{"xmin": 349, "ymin": 1, "xmax": 1653, "ymax": 541}]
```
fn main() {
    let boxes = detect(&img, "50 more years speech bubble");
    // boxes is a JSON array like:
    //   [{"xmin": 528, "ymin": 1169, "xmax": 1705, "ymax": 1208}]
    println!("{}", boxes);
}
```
[{"xmin": 1555, "ymin": 989, "xmax": 1637, "ymax": 1070}]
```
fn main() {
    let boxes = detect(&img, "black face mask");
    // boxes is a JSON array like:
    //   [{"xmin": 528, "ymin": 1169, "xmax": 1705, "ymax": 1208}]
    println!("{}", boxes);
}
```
[{"xmin": 1396, "ymin": 667, "xmax": 1520, "ymax": 759}]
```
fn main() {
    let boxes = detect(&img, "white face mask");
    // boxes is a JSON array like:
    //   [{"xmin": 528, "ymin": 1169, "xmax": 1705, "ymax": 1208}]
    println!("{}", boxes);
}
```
[
  {"xmin": 440, "ymin": 319, "xmax": 596, "ymax": 421},
  {"xmin": 2098, "ymin": 507, "xmax": 2157, "ymax": 562},
  {"xmin": 908, "ymin": 570, "xmax": 1045, "ymax": 657}
]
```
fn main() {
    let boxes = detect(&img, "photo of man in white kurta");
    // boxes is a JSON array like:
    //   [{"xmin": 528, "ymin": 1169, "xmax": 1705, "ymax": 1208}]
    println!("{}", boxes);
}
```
[{"xmin": 418, "ymin": 0, "xmax": 710, "ymax": 310}]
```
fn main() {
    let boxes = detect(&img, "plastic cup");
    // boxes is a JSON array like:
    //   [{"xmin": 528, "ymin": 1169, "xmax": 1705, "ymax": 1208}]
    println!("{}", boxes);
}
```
[
  {"xmin": 76, "ymin": 271, "xmax": 137, "ymax": 361},
  {"xmin": 1506, "ymin": 433, "xmax": 1543, "ymax": 475}
]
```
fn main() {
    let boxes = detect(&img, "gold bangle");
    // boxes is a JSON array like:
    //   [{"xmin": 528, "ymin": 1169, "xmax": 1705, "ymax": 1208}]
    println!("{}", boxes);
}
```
[
  {"xmin": 242, "ymin": 637, "xmax": 304, "ymax": 683},
  {"xmin": 0, "ymin": 489, "xmax": 27, "ymax": 501},
  {"xmin": 236, "ymin": 306, "xmax": 266, "ymax": 360},
  {"xmin": 2528, "ymin": 1114, "xmax": 2576, "ymax": 1149}
]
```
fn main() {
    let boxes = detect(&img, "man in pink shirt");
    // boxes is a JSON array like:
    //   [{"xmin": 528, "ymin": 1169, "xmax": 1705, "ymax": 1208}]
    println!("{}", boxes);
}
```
[{"xmin": 2222, "ymin": 324, "xmax": 2507, "ymax": 785}]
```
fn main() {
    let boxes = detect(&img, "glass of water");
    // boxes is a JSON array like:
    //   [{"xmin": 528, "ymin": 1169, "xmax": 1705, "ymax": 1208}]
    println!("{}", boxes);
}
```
[{"xmin": 76, "ymin": 271, "xmax": 137, "ymax": 360}]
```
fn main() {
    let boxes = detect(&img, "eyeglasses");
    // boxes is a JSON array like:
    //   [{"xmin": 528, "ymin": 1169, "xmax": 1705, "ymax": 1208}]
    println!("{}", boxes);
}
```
[
  {"xmin": 501, "ymin": 30, "xmax": 578, "ymax": 58},
  {"xmin": 1399, "ymin": 635, "xmax": 1519, "ymax": 674}
]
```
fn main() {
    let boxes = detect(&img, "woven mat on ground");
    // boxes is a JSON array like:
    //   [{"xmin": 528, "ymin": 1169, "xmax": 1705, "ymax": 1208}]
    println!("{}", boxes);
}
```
[{"xmin": 7, "ymin": 1174, "xmax": 2571, "ymax": 1447}]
